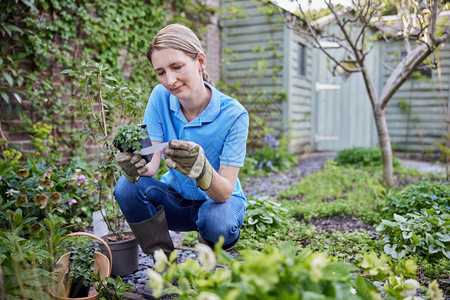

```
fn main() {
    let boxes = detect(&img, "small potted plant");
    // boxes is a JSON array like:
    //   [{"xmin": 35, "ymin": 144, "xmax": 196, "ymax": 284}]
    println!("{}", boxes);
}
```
[
  {"xmin": 66, "ymin": 239, "xmax": 96, "ymax": 297},
  {"xmin": 48, "ymin": 232, "xmax": 112, "ymax": 299},
  {"xmin": 112, "ymin": 123, "xmax": 153, "ymax": 163}
]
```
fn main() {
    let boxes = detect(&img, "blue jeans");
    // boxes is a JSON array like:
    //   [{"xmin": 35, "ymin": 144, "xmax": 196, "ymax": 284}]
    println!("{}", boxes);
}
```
[{"xmin": 114, "ymin": 175, "xmax": 246, "ymax": 245}]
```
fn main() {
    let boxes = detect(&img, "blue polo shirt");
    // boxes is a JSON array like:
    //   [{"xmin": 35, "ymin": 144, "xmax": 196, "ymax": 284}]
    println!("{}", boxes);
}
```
[{"xmin": 143, "ymin": 82, "xmax": 249, "ymax": 204}]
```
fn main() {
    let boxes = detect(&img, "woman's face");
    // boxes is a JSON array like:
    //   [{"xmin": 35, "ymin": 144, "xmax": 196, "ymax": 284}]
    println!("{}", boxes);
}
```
[{"xmin": 151, "ymin": 48, "xmax": 205, "ymax": 101}]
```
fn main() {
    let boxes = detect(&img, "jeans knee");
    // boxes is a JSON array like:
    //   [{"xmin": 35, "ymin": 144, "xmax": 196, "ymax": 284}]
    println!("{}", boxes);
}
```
[
  {"xmin": 198, "ymin": 218, "xmax": 236, "ymax": 243},
  {"xmin": 114, "ymin": 176, "xmax": 131, "ymax": 202},
  {"xmin": 197, "ymin": 201, "xmax": 244, "ymax": 244}
]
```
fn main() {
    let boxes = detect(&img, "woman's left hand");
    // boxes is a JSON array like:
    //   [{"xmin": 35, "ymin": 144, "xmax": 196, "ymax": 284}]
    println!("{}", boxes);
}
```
[{"xmin": 163, "ymin": 139, "xmax": 213, "ymax": 190}]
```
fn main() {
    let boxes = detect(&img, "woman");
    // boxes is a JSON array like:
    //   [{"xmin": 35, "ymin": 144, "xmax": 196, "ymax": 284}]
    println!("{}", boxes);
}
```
[{"xmin": 114, "ymin": 24, "xmax": 249, "ymax": 257}]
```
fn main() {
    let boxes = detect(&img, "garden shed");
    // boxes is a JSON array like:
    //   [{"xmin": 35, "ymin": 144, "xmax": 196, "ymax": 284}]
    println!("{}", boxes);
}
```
[{"xmin": 220, "ymin": 0, "xmax": 449, "ymax": 155}]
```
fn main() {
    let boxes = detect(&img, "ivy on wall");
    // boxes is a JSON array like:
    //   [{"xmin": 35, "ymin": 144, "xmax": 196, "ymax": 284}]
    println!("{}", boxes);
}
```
[{"xmin": 0, "ymin": 0, "xmax": 214, "ymax": 161}]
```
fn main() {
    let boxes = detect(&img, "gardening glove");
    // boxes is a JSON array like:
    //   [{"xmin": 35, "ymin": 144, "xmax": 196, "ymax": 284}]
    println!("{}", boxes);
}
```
[
  {"xmin": 163, "ymin": 139, "xmax": 213, "ymax": 191},
  {"xmin": 115, "ymin": 151, "xmax": 148, "ymax": 183}
]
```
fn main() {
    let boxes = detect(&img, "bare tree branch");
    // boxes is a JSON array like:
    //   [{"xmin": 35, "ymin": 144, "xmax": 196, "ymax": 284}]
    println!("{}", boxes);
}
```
[{"xmin": 380, "ymin": 29, "xmax": 449, "ymax": 108}]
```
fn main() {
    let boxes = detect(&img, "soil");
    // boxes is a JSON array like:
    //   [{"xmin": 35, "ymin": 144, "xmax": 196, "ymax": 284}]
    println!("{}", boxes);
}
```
[
  {"xmin": 308, "ymin": 215, "xmax": 379, "ymax": 239},
  {"xmin": 102, "ymin": 231, "xmax": 135, "ymax": 243}
]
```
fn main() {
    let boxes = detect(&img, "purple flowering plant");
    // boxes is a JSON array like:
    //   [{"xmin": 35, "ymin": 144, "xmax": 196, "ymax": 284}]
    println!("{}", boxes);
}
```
[{"xmin": 240, "ymin": 135, "xmax": 297, "ymax": 178}]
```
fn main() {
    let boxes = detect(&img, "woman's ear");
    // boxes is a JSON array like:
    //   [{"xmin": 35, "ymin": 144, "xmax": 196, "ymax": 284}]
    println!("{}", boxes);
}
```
[{"xmin": 197, "ymin": 52, "xmax": 206, "ymax": 72}]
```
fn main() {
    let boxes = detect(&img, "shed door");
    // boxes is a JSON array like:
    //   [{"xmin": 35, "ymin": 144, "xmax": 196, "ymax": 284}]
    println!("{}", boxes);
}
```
[{"xmin": 312, "ymin": 48, "xmax": 378, "ymax": 151}]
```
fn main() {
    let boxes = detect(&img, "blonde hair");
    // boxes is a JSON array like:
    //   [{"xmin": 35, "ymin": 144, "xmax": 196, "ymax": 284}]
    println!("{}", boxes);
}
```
[{"xmin": 147, "ymin": 24, "xmax": 214, "ymax": 86}]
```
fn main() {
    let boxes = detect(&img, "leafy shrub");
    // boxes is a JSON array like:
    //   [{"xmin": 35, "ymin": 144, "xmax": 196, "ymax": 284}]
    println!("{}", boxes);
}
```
[
  {"xmin": 243, "ymin": 196, "xmax": 288, "ymax": 233},
  {"xmin": 93, "ymin": 275, "xmax": 134, "ymax": 300},
  {"xmin": 376, "ymin": 207, "xmax": 450, "ymax": 260},
  {"xmin": 334, "ymin": 146, "xmax": 399, "ymax": 168},
  {"xmin": 383, "ymin": 181, "xmax": 449, "ymax": 217}
]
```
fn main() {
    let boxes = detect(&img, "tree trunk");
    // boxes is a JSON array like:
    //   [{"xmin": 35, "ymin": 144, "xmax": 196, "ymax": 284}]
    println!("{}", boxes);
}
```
[{"xmin": 373, "ymin": 106, "xmax": 394, "ymax": 187}]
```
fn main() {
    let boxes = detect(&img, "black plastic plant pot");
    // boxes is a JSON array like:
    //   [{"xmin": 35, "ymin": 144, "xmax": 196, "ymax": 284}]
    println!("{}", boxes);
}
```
[
  {"xmin": 139, "ymin": 137, "xmax": 153, "ymax": 164},
  {"xmin": 69, "ymin": 281, "xmax": 90, "ymax": 298}
]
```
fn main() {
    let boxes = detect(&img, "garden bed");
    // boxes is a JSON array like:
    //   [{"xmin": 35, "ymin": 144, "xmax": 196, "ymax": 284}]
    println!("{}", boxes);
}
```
[{"xmin": 122, "ymin": 153, "xmax": 449, "ymax": 298}]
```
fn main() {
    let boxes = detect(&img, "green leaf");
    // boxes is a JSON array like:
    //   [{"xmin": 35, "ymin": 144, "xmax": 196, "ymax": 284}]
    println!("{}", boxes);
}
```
[
  {"xmin": 8, "ymin": 25, "xmax": 23, "ymax": 34},
  {"xmin": 1, "ymin": 91, "xmax": 9, "ymax": 103},
  {"xmin": 13, "ymin": 93, "xmax": 22, "ymax": 103},
  {"xmin": 436, "ymin": 232, "xmax": 450, "ymax": 242},
  {"xmin": 393, "ymin": 214, "xmax": 407, "ymax": 223},
  {"xmin": 60, "ymin": 69, "xmax": 74, "ymax": 74},
  {"xmin": 2, "ymin": 72, "xmax": 13, "ymax": 86},
  {"xmin": 425, "ymin": 233, "xmax": 435, "ymax": 244},
  {"xmin": 354, "ymin": 275, "xmax": 378, "ymax": 299},
  {"xmin": 11, "ymin": 251, "xmax": 24, "ymax": 262},
  {"xmin": 13, "ymin": 211, "xmax": 23, "ymax": 227}
]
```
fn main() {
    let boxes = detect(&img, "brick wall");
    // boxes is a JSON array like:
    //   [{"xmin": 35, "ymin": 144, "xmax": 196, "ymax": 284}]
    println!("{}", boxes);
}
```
[{"xmin": 204, "ymin": 0, "xmax": 221, "ymax": 85}]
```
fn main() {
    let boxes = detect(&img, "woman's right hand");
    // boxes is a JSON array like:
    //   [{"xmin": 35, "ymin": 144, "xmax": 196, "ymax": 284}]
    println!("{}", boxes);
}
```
[{"xmin": 115, "ymin": 152, "xmax": 148, "ymax": 183}]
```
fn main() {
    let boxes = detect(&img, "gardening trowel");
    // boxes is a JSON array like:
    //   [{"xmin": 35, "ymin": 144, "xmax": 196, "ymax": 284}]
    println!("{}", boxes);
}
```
[{"xmin": 133, "ymin": 142, "xmax": 169, "ymax": 156}]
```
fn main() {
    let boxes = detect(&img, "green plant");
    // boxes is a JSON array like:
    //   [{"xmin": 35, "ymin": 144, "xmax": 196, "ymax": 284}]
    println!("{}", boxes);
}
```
[
  {"xmin": 357, "ymin": 252, "xmax": 446, "ymax": 299},
  {"xmin": 334, "ymin": 146, "xmax": 399, "ymax": 168},
  {"xmin": 0, "ymin": 158, "xmax": 98, "ymax": 231},
  {"xmin": 93, "ymin": 274, "xmax": 134, "ymax": 300},
  {"xmin": 302, "ymin": 229, "xmax": 382, "ymax": 264},
  {"xmin": 64, "ymin": 237, "xmax": 96, "ymax": 297},
  {"xmin": 0, "ymin": 211, "xmax": 68, "ymax": 299},
  {"xmin": 376, "ymin": 207, "xmax": 450, "ymax": 259},
  {"xmin": 112, "ymin": 123, "xmax": 148, "ymax": 152},
  {"xmin": 417, "ymin": 256, "xmax": 450, "ymax": 280},
  {"xmin": 383, "ymin": 181, "xmax": 449, "ymax": 217},
  {"xmin": 243, "ymin": 195, "xmax": 288, "ymax": 233}
]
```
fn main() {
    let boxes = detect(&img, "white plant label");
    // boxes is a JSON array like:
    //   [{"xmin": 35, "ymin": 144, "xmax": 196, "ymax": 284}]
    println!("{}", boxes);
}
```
[{"xmin": 93, "ymin": 209, "xmax": 108, "ymax": 237}]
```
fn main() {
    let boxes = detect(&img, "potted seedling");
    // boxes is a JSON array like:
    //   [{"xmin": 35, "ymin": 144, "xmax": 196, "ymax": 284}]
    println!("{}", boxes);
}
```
[{"xmin": 112, "ymin": 123, "xmax": 153, "ymax": 163}]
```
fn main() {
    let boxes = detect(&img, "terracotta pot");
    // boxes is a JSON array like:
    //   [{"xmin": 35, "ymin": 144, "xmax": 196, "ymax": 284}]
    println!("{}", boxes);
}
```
[{"xmin": 99, "ymin": 232, "xmax": 139, "ymax": 276}]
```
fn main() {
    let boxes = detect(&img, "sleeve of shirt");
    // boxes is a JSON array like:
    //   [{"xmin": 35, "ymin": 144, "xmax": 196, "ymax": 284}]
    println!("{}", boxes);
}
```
[
  {"xmin": 220, "ymin": 110, "xmax": 249, "ymax": 167},
  {"xmin": 143, "ymin": 85, "xmax": 165, "ymax": 142}
]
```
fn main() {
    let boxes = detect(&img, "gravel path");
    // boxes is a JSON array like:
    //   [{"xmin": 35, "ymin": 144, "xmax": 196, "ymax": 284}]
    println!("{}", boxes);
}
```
[{"xmin": 242, "ymin": 152, "xmax": 336, "ymax": 198}]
